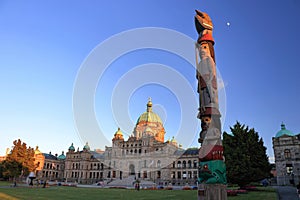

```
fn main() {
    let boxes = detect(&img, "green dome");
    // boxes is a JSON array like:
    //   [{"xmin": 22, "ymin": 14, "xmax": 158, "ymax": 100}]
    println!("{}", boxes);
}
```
[
  {"xmin": 275, "ymin": 123, "xmax": 294, "ymax": 137},
  {"xmin": 136, "ymin": 98, "xmax": 163, "ymax": 124},
  {"xmin": 57, "ymin": 151, "xmax": 66, "ymax": 160},
  {"xmin": 83, "ymin": 142, "xmax": 90, "ymax": 151},
  {"xmin": 68, "ymin": 143, "xmax": 75, "ymax": 151}
]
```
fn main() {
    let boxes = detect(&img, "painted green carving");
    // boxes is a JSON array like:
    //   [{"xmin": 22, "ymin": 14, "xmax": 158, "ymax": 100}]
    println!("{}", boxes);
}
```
[{"xmin": 198, "ymin": 160, "xmax": 227, "ymax": 184}]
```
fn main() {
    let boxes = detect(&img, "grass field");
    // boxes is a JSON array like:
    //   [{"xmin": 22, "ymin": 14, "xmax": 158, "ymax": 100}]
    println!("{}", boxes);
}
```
[{"xmin": 0, "ymin": 182, "xmax": 277, "ymax": 200}]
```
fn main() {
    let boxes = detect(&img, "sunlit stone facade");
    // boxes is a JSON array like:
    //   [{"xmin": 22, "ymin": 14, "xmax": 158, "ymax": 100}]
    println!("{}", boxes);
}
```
[{"xmin": 39, "ymin": 99, "xmax": 198, "ymax": 185}]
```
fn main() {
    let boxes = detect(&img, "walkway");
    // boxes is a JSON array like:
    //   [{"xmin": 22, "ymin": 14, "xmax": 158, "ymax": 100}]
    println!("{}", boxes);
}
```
[{"xmin": 274, "ymin": 186, "xmax": 299, "ymax": 200}]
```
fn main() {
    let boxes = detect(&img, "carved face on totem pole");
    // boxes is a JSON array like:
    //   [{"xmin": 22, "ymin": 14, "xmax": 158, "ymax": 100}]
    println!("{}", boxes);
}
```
[
  {"xmin": 198, "ymin": 42, "xmax": 211, "ymax": 59},
  {"xmin": 194, "ymin": 10, "xmax": 213, "ymax": 37}
]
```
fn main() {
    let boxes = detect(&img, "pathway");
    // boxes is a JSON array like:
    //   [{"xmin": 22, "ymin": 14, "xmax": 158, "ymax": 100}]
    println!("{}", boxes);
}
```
[{"xmin": 274, "ymin": 186, "xmax": 299, "ymax": 200}]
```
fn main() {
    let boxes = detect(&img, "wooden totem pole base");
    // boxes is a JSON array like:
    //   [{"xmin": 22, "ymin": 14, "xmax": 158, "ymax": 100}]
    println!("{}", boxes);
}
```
[{"xmin": 198, "ymin": 184, "xmax": 227, "ymax": 200}]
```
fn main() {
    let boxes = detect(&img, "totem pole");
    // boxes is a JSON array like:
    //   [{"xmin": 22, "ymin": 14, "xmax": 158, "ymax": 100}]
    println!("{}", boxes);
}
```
[{"xmin": 195, "ymin": 10, "xmax": 227, "ymax": 200}]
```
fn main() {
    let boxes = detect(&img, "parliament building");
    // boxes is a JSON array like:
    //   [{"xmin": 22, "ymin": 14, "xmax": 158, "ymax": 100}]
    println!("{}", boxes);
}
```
[
  {"xmin": 272, "ymin": 123, "xmax": 300, "ymax": 185},
  {"xmin": 34, "ymin": 99, "xmax": 199, "ymax": 186}
]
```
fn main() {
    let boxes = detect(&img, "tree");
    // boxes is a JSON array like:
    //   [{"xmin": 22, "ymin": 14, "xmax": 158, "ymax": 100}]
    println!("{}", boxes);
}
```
[
  {"xmin": 1, "ymin": 160, "xmax": 23, "ymax": 180},
  {"xmin": 5, "ymin": 139, "xmax": 36, "ymax": 177},
  {"xmin": 223, "ymin": 122, "xmax": 271, "ymax": 187}
]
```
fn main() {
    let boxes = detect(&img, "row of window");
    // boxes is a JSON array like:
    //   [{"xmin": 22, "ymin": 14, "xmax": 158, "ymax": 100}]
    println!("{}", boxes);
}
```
[
  {"xmin": 43, "ymin": 162, "xmax": 62, "ymax": 170},
  {"xmin": 173, "ymin": 160, "xmax": 197, "ymax": 168},
  {"xmin": 70, "ymin": 162, "xmax": 105, "ymax": 170},
  {"xmin": 65, "ymin": 170, "xmax": 197, "ymax": 180},
  {"xmin": 171, "ymin": 171, "xmax": 198, "ymax": 179},
  {"xmin": 42, "ymin": 170, "xmax": 60, "ymax": 178}
]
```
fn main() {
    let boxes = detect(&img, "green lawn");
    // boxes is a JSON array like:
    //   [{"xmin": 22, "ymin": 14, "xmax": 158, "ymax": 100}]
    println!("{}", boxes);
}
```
[{"xmin": 0, "ymin": 183, "xmax": 277, "ymax": 200}]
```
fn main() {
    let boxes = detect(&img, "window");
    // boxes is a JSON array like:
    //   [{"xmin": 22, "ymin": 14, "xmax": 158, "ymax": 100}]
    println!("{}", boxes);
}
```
[
  {"xmin": 286, "ymin": 164, "xmax": 293, "ymax": 174},
  {"xmin": 284, "ymin": 149, "xmax": 291, "ymax": 159},
  {"xmin": 177, "ymin": 171, "xmax": 181, "ymax": 179},
  {"xmin": 182, "ymin": 160, "xmax": 186, "ymax": 168},
  {"xmin": 172, "ymin": 171, "xmax": 175, "ymax": 179},
  {"xmin": 188, "ymin": 171, "xmax": 192, "ymax": 178},
  {"xmin": 193, "ymin": 160, "xmax": 197, "ymax": 168},
  {"xmin": 183, "ymin": 171, "xmax": 187, "ymax": 179},
  {"xmin": 157, "ymin": 171, "xmax": 161, "ymax": 179},
  {"xmin": 157, "ymin": 160, "xmax": 161, "ymax": 168},
  {"xmin": 143, "ymin": 171, "xmax": 147, "ymax": 178},
  {"xmin": 188, "ymin": 160, "xmax": 192, "ymax": 168},
  {"xmin": 177, "ymin": 161, "xmax": 182, "ymax": 168}
]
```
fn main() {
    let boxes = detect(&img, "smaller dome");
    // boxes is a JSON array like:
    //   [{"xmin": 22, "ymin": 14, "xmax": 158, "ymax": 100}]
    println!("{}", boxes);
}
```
[
  {"xmin": 113, "ymin": 128, "xmax": 124, "ymax": 140},
  {"xmin": 68, "ymin": 143, "xmax": 75, "ymax": 151},
  {"xmin": 83, "ymin": 142, "xmax": 90, "ymax": 151},
  {"xmin": 57, "ymin": 151, "xmax": 66, "ymax": 160},
  {"xmin": 170, "ymin": 136, "xmax": 178, "ymax": 145},
  {"xmin": 275, "ymin": 123, "xmax": 294, "ymax": 138},
  {"xmin": 114, "ymin": 127, "xmax": 123, "ymax": 136},
  {"xmin": 34, "ymin": 146, "xmax": 42, "ymax": 154}
]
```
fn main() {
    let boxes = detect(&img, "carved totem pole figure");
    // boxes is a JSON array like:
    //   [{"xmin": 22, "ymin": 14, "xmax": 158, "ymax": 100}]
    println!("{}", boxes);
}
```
[{"xmin": 195, "ymin": 10, "xmax": 227, "ymax": 186}]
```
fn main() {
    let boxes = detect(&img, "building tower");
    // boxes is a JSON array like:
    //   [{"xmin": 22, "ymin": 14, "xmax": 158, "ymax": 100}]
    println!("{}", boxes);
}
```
[{"xmin": 133, "ymin": 98, "xmax": 165, "ymax": 142}]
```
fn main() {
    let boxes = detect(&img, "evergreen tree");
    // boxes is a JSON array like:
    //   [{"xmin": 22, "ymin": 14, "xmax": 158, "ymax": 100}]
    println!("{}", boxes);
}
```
[
  {"xmin": 5, "ymin": 139, "xmax": 36, "ymax": 177},
  {"xmin": 223, "ymin": 122, "xmax": 271, "ymax": 187}
]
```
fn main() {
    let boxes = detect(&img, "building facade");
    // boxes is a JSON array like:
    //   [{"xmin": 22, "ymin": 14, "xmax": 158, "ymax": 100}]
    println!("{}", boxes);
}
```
[
  {"xmin": 272, "ymin": 123, "xmax": 300, "ymax": 185},
  {"xmin": 37, "ymin": 99, "xmax": 199, "ymax": 186}
]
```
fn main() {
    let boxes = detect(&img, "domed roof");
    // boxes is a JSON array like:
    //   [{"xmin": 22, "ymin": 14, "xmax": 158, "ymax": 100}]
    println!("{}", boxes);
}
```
[
  {"xmin": 68, "ymin": 143, "xmax": 75, "ymax": 151},
  {"xmin": 57, "ymin": 151, "xmax": 66, "ymax": 160},
  {"xmin": 136, "ymin": 98, "xmax": 163, "ymax": 124},
  {"xmin": 113, "ymin": 127, "xmax": 124, "ymax": 141},
  {"xmin": 170, "ymin": 136, "xmax": 177, "ymax": 144},
  {"xmin": 34, "ymin": 146, "xmax": 42, "ymax": 154},
  {"xmin": 83, "ymin": 142, "xmax": 90, "ymax": 151},
  {"xmin": 114, "ymin": 127, "xmax": 123, "ymax": 136},
  {"xmin": 275, "ymin": 123, "xmax": 294, "ymax": 138}
]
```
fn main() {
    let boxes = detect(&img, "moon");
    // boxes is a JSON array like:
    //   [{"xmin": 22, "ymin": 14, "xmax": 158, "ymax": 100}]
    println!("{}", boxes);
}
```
[{"xmin": 226, "ymin": 22, "xmax": 231, "ymax": 26}]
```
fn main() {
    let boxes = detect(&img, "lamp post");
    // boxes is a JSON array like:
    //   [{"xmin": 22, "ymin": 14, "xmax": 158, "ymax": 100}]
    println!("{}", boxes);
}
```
[{"xmin": 28, "ymin": 172, "xmax": 36, "ymax": 187}]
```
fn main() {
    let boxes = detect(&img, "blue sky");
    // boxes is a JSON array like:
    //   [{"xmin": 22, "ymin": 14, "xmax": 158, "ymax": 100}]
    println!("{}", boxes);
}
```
[{"xmin": 1, "ymin": 0, "xmax": 300, "ymax": 162}]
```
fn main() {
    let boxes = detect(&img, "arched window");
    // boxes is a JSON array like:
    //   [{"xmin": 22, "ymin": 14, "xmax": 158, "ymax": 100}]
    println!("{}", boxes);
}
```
[
  {"xmin": 188, "ymin": 160, "xmax": 192, "ymax": 168},
  {"xmin": 177, "ymin": 161, "xmax": 181, "ymax": 168},
  {"xmin": 182, "ymin": 160, "xmax": 186, "ymax": 168}
]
